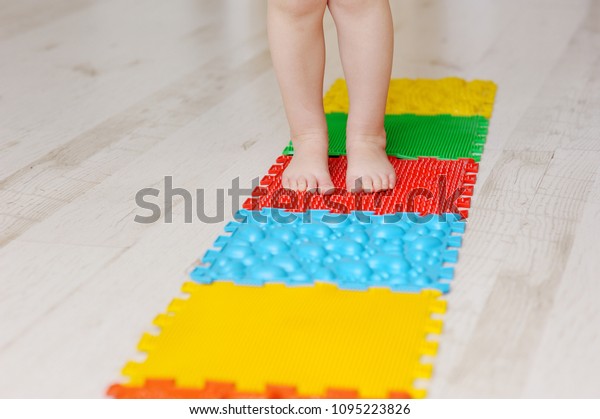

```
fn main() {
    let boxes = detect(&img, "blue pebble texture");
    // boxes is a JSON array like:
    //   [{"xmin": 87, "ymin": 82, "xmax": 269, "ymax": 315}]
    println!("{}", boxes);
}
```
[{"xmin": 190, "ymin": 209, "xmax": 465, "ymax": 293}]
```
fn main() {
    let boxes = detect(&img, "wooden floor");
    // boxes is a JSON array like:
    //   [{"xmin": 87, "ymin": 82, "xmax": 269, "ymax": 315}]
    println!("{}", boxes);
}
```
[{"xmin": 1, "ymin": 0, "xmax": 599, "ymax": 398}]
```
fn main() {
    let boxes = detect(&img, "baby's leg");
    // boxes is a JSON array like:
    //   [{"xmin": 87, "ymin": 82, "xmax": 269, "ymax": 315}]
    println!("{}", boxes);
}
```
[
  {"xmin": 268, "ymin": 0, "xmax": 334, "ymax": 194},
  {"xmin": 328, "ymin": 0, "xmax": 396, "ymax": 192}
]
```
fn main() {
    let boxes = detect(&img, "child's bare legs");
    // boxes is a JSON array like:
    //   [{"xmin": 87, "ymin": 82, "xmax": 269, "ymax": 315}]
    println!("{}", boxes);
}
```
[
  {"xmin": 268, "ymin": 0, "xmax": 334, "ymax": 194},
  {"xmin": 328, "ymin": 0, "xmax": 396, "ymax": 192}
]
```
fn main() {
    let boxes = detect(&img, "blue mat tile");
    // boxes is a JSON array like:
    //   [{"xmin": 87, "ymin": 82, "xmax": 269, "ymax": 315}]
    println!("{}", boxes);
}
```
[{"xmin": 190, "ymin": 209, "xmax": 465, "ymax": 293}]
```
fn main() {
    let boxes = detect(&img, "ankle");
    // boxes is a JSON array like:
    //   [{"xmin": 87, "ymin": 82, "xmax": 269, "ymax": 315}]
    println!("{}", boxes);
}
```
[
  {"xmin": 346, "ymin": 131, "xmax": 387, "ymax": 150},
  {"xmin": 291, "ymin": 130, "xmax": 329, "ymax": 150},
  {"xmin": 292, "ymin": 127, "xmax": 327, "ymax": 139}
]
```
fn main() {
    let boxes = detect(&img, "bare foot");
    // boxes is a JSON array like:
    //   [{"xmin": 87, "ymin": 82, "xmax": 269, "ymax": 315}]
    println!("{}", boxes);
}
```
[
  {"xmin": 282, "ymin": 133, "xmax": 334, "ymax": 194},
  {"xmin": 346, "ymin": 133, "xmax": 396, "ymax": 193}
]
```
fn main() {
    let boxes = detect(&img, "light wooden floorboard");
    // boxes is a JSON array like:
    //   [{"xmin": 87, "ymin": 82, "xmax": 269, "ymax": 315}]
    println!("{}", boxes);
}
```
[{"xmin": 0, "ymin": 0, "xmax": 599, "ymax": 398}]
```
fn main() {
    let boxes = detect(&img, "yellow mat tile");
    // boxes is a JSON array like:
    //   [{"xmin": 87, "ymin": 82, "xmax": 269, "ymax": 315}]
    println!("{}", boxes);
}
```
[
  {"xmin": 121, "ymin": 282, "xmax": 446, "ymax": 398},
  {"xmin": 323, "ymin": 78, "xmax": 497, "ymax": 118}
]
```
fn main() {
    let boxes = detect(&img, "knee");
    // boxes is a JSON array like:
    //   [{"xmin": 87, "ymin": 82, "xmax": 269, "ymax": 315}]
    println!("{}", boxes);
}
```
[{"xmin": 270, "ymin": 0, "xmax": 327, "ymax": 19}]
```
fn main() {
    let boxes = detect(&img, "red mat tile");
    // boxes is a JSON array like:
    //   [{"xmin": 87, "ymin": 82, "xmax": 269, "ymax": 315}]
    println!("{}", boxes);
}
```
[{"xmin": 243, "ymin": 156, "xmax": 477, "ymax": 218}]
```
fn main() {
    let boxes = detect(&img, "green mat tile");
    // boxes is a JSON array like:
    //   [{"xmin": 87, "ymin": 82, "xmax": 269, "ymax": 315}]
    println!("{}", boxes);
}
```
[{"xmin": 282, "ymin": 113, "xmax": 489, "ymax": 161}]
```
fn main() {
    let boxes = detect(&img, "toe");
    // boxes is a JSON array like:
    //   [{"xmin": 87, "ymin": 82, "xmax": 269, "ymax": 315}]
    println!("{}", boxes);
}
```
[
  {"xmin": 347, "ymin": 175, "xmax": 362, "ymax": 192},
  {"xmin": 388, "ymin": 173, "xmax": 397, "ymax": 189},
  {"xmin": 380, "ymin": 174, "xmax": 389, "ymax": 191},
  {"xmin": 296, "ymin": 176, "xmax": 307, "ymax": 192},
  {"xmin": 317, "ymin": 175, "xmax": 335, "ymax": 195},
  {"xmin": 372, "ymin": 175, "xmax": 383, "ymax": 192},
  {"xmin": 320, "ymin": 184, "xmax": 335, "ymax": 195},
  {"xmin": 282, "ymin": 175, "xmax": 290, "ymax": 190},
  {"xmin": 362, "ymin": 176, "xmax": 374, "ymax": 193},
  {"xmin": 287, "ymin": 177, "xmax": 298, "ymax": 191},
  {"xmin": 306, "ymin": 175, "xmax": 318, "ymax": 193}
]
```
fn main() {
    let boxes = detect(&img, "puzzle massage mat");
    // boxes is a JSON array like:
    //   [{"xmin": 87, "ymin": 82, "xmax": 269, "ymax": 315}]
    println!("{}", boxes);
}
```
[
  {"xmin": 245, "ymin": 155, "xmax": 478, "ymax": 218},
  {"xmin": 108, "ymin": 77, "xmax": 496, "ymax": 399},
  {"xmin": 190, "ymin": 209, "xmax": 465, "ymax": 293},
  {"xmin": 284, "ymin": 78, "xmax": 496, "ymax": 160},
  {"xmin": 109, "ymin": 281, "xmax": 446, "ymax": 399}
]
